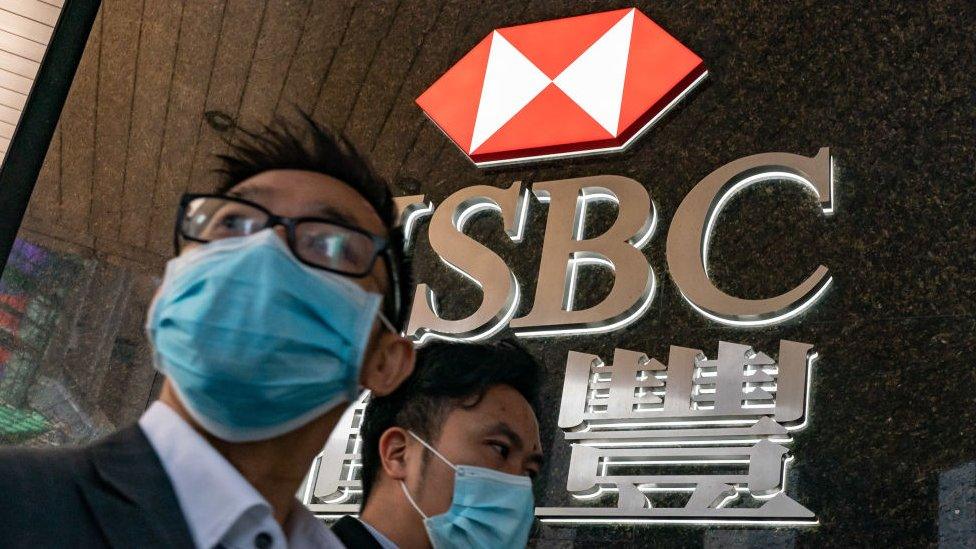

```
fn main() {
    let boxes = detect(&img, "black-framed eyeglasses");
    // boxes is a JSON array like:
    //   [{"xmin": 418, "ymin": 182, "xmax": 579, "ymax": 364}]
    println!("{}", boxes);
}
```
[{"xmin": 174, "ymin": 193, "xmax": 402, "ymax": 319}]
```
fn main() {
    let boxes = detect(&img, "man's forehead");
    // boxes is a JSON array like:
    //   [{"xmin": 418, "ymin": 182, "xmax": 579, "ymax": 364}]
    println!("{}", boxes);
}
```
[
  {"xmin": 229, "ymin": 170, "xmax": 387, "ymax": 235},
  {"xmin": 458, "ymin": 387, "xmax": 541, "ymax": 445}
]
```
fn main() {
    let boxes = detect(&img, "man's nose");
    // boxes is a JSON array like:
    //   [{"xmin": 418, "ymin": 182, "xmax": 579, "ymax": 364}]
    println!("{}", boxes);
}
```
[{"xmin": 272, "ymin": 225, "xmax": 288, "ymax": 241}]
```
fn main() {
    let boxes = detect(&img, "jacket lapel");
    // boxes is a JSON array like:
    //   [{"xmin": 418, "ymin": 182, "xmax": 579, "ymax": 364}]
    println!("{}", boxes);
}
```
[
  {"xmin": 79, "ymin": 425, "xmax": 195, "ymax": 549},
  {"xmin": 331, "ymin": 515, "xmax": 384, "ymax": 549}
]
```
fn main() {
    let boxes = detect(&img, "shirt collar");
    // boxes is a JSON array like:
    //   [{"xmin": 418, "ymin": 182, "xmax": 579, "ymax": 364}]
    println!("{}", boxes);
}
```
[
  {"xmin": 358, "ymin": 518, "xmax": 400, "ymax": 549},
  {"xmin": 139, "ymin": 401, "xmax": 281, "ymax": 548},
  {"xmin": 286, "ymin": 504, "xmax": 346, "ymax": 549}
]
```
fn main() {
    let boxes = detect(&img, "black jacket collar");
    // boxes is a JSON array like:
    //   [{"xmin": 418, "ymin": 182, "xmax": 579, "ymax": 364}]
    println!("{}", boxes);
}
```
[
  {"xmin": 80, "ymin": 425, "xmax": 195, "ymax": 548},
  {"xmin": 331, "ymin": 515, "xmax": 385, "ymax": 549}
]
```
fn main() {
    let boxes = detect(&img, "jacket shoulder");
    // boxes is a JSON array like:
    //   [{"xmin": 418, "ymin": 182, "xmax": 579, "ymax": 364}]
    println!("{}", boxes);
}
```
[
  {"xmin": 0, "ymin": 442, "xmax": 91, "ymax": 496},
  {"xmin": 0, "ymin": 442, "xmax": 100, "ymax": 543},
  {"xmin": 0, "ymin": 425, "xmax": 193, "ymax": 548}
]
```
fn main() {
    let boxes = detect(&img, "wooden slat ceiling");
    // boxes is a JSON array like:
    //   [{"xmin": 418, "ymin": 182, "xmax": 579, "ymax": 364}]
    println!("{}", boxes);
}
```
[
  {"xmin": 0, "ymin": 0, "xmax": 63, "ymax": 164},
  {"xmin": 19, "ymin": 0, "xmax": 544, "ymax": 272}
]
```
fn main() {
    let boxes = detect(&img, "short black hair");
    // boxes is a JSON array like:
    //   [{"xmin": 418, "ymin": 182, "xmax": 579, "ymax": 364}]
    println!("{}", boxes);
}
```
[
  {"xmin": 213, "ymin": 111, "xmax": 411, "ymax": 329},
  {"xmin": 359, "ymin": 341, "xmax": 542, "ymax": 507}
]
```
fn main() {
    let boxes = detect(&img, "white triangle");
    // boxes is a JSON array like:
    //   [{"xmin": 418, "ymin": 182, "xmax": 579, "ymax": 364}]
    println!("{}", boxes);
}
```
[
  {"xmin": 553, "ymin": 9, "xmax": 634, "ymax": 136},
  {"xmin": 469, "ymin": 32, "xmax": 551, "ymax": 153}
]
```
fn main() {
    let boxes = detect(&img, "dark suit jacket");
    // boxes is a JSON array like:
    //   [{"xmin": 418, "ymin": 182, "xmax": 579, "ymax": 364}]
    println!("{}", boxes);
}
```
[
  {"xmin": 331, "ymin": 516, "xmax": 384, "ymax": 549},
  {"xmin": 0, "ymin": 424, "xmax": 194, "ymax": 548}
]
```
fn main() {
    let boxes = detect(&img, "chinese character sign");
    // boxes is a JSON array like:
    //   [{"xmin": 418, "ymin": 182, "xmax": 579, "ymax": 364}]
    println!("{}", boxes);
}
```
[
  {"xmin": 536, "ymin": 340, "xmax": 817, "ymax": 524},
  {"xmin": 302, "ymin": 340, "xmax": 817, "ymax": 525},
  {"xmin": 299, "ymin": 391, "xmax": 369, "ymax": 516}
]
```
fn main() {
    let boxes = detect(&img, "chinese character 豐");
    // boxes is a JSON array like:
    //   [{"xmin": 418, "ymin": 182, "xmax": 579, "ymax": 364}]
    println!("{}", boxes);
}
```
[{"xmin": 537, "ymin": 340, "xmax": 817, "ymax": 524}]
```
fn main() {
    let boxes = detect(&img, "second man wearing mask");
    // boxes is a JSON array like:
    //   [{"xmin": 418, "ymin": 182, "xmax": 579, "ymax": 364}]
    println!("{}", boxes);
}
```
[{"xmin": 331, "ymin": 341, "xmax": 544, "ymax": 548}]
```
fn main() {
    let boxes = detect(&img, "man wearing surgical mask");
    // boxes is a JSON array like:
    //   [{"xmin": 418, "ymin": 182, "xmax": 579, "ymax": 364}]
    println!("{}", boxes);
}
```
[
  {"xmin": 0, "ymin": 114, "xmax": 415, "ymax": 548},
  {"xmin": 330, "ymin": 341, "xmax": 543, "ymax": 549}
]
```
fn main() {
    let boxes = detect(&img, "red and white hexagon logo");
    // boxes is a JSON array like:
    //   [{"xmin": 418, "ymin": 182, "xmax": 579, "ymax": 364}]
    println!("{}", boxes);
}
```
[{"xmin": 416, "ymin": 8, "xmax": 706, "ymax": 167}]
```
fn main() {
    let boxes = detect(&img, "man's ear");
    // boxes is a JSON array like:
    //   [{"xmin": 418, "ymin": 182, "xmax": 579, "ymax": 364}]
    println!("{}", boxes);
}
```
[
  {"xmin": 378, "ymin": 427, "xmax": 411, "ymax": 480},
  {"xmin": 361, "ymin": 331, "xmax": 415, "ymax": 397}
]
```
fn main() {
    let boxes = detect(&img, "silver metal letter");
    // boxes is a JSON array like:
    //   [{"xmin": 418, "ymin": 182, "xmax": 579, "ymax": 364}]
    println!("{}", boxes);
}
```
[
  {"xmin": 406, "ymin": 181, "xmax": 529, "ymax": 342},
  {"xmin": 511, "ymin": 176, "xmax": 656, "ymax": 336},
  {"xmin": 393, "ymin": 194, "xmax": 433, "ymax": 250},
  {"xmin": 300, "ymin": 392, "xmax": 370, "ymax": 515},
  {"xmin": 666, "ymin": 148, "xmax": 834, "ymax": 326}
]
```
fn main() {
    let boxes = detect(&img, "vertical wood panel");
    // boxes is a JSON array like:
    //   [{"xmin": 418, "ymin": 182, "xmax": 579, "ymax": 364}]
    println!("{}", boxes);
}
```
[
  {"xmin": 235, "ymin": 0, "xmax": 310, "ymax": 130},
  {"xmin": 369, "ymin": 0, "xmax": 467, "ymax": 181},
  {"xmin": 184, "ymin": 0, "xmax": 267, "ymax": 194},
  {"xmin": 342, "ymin": 0, "xmax": 443, "ymax": 154},
  {"xmin": 91, "ymin": 0, "xmax": 143, "ymax": 241},
  {"xmin": 57, "ymin": 9, "xmax": 100, "ymax": 235},
  {"xmin": 14, "ymin": 0, "xmax": 607, "ymax": 265},
  {"xmin": 116, "ymin": 1, "xmax": 184, "ymax": 247},
  {"xmin": 311, "ymin": 0, "xmax": 398, "ymax": 130},
  {"xmin": 144, "ymin": 0, "xmax": 226, "ymax": 256},
  {"xmin": 275, "ymin": 0, "xmax": 356, "ymax": 116}
]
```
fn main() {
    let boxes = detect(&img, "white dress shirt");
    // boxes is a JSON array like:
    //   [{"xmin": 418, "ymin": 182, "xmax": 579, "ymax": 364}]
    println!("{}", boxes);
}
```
[{"xmin": 139, "ymin": 402, "xmax": 343, "ymax": 549}]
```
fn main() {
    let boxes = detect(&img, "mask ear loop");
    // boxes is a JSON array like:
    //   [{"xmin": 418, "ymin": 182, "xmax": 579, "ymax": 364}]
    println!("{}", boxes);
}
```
[
  {"xmin": 399, "ymin": 430, "xmax": 458, "ymax": 521},
  {"xmin": 400, "ymin": 481, "xmax": 428, "ymax": 520},
  {"xmin": 376, "ymin": 311, "xmax": 398, "ymax": 335},
  {"xmin": 408, "ymin": 430, "xmax": 458, "ymax": 471}
]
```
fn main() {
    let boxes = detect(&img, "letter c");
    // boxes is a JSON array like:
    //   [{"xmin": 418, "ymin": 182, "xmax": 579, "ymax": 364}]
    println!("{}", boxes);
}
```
[{"xmin": 665, "ymin": 148, "xmax": 834, "ymax": 326}]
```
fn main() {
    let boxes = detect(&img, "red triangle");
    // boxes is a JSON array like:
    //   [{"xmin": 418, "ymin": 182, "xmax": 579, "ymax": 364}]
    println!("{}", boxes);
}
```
[
  {"xmin": 472, "ymin": 83, "xmax": 614, "ymax": 155},
  {"xmin": 617, "ymin": 11, "xmax": 704, "ymax": 134},
  {"xmin": 498, "ymin": 8, "xmax": 632, "ymax": 80},
  {"xmin": 416, "ymin": 33, "xmax": 494, "ymax": 152}
]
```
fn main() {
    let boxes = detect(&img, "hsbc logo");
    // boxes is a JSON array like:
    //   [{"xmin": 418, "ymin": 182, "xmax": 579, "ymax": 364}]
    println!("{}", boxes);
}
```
[
  {"xmin": 416, "ymin": 8, "xmax": 707, "ymax": 167},
  {"xmin": 403, "ymin": 8, "xmax": 836, "ymax": 343}
]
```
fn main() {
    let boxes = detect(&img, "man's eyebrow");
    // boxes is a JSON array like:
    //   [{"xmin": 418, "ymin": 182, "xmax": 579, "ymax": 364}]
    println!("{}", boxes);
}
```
[
  {"xmin": 227, "ymin": 187, "xmax": 262, "ymax": 200},
  {"xmin": 227, "ymin": 186, "xmax": 383, "ymax": 240},
  {"xmin": 313, "ymin": 203, "xmax": 358, "ymax": 226},
  {"xmin": 229, "ymin": 188, "xmax": 358, "ymax": 225},
  {"xmin": 485, "ymin": 422, "xmax": 523, "ymax": 449}
]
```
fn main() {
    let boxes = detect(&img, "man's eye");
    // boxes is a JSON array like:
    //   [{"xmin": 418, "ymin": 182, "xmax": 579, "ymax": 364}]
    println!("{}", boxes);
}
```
[
  {"xmin": 341, "ymin": 242, "xmax": 363, "ymax": 263},
  {"xmin": 218, "ymin": 214, "xmax": 241, "ymax": 227},
  {"xmin": 311, "ymin": 235, "xmax": 347, "ymax": 257},
  {"xmin": 216, "ymin": 214, "xmax": 253, "ymax": 231},
  {"xmin": 489, "ymin": 442, "xmax": 510, "ymax": 459}
]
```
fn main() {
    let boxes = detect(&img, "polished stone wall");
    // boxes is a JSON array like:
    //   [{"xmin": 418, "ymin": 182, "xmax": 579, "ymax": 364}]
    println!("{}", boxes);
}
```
[
  {"xmin": 2, "ymin": 1, "xmax": 973, "ymax": 546},
  {"xmin": 397, "ymin": 2, "xmax": 976, "ymax": 546}
]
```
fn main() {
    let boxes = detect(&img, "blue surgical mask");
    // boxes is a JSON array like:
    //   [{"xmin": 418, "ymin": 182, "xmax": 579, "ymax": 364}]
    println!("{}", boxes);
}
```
[
  {"xmin": 146, "ymin": 229, "xmax": 393, "ymax": 442},
  {"xmin": 400, "ymin": 431, "xmax": 535, "ymax": 549}
]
